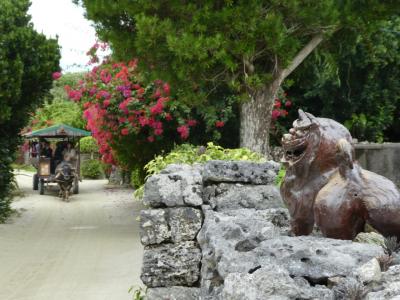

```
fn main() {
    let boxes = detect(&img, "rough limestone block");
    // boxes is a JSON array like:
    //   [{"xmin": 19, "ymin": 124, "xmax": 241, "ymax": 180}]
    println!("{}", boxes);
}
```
[
  {"xmin": 140, "ymin": 209, "xmax": 171, "ymax": 245},
  {"xmin": 141, "ymin": 241, "xmax": 201, "ymax": 288},
  {"xmin": 139, "ymin": 207, "xmax": 203, "ymax": 245},
  {"xmin": 202, "ymin": 160, "xmax": 280, "ymax": 185},
  {"xmin": 203, "ymin": 183, "xmax": 284, "ymax": 211},
  {"xmin": 365, "ymin": 265, "xmax": 400, "ymax": 299},
  {"xmin": 143, "ymin": 164, "xmax": 203, "ymax": 207},
  {"xmin": 169, "ymin": 207, "xmax": 202, "ymax": 243},
  {"xmin": 366, "ymin": 282, "xmax": 400, "ymax": 299},
  {"xmin": 355, "ymin": 258, "xmax": 382, "ymax": 284},
  {"xmin": 146, "ymin": 287, "xmax": 200, "ymax": 300},
  {"xmin": 143, "ymin": 174, "xmax": 184, "ymax": 207},
  {"xmin": 221, "ymin": 265, "xmax": 333, "ymax": 300},
  {"xmin": 198, "ymin": 207, "xmax": 384, "ymax": 299},
  {"xmin": 254, "ymin": 237, "xmax": 384, "ymax": 282},
  {"xmin": 198, "ymin": 208, "xmax": 288, "ymax": 288}
]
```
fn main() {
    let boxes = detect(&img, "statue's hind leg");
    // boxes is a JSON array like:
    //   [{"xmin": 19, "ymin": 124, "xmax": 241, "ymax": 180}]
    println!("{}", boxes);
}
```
[{"xmin": 315, "ymin": 196, "xmax": 365, "ymax": 240}]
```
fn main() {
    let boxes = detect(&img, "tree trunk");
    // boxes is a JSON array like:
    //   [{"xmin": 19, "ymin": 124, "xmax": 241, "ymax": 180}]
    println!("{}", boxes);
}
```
[
  {"xmin": 240, "ymin": 34, "xmax": 324, "ymax": 156},
  {"xmin": 240, "ymin": 82, "xmax": 281, "ymax": 156}
]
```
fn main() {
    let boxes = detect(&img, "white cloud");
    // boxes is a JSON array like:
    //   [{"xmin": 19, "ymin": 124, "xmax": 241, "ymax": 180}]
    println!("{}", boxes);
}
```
[{"xmin": 28, "ymin": 0, "xmax": 98, "ymax": 73}]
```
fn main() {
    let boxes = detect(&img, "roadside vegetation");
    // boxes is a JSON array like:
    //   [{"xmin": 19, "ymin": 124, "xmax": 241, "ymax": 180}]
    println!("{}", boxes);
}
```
[{"xmin": 0, "ymin": 0, "xmax": 60, "ymax": 221}]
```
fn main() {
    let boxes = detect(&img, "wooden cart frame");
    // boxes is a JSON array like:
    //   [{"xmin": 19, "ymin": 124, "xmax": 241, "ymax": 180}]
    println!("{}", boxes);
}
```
[{"xmin": 23, "ymin": 124, "xmax": 91, "ymax": 195}]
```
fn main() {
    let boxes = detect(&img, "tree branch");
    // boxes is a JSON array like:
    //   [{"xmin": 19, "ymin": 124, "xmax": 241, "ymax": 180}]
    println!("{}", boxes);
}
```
[{"xmin": 280, "ymin": 33, "xmax": 324, "ymax": 82}]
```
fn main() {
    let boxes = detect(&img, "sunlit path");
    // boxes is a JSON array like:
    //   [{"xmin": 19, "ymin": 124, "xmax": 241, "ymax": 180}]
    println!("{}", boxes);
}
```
[{"xmin": 0, "ymin": 172, "xmax": 143, "ymax": 300}]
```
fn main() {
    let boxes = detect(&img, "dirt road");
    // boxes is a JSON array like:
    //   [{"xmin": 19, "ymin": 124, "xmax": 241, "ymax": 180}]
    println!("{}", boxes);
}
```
[{"xmin": 0, "ymin": 172, "xmax": 143, "ymax": 300}]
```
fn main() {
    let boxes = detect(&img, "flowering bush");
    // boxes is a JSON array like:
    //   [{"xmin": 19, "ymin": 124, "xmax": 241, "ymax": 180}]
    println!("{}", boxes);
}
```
[
  {"xmin": 270, "ymin": 90, "xmax": 295, "ymax": 146},
  {"xmin": 66, "ymin": 59, "xmax": 200, "ymax": 176}
]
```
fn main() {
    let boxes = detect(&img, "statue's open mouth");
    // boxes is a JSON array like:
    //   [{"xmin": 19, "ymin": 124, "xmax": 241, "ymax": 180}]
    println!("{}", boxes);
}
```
[
  {"xmin": 285, "ymin": 143, "xmax": 307, "ymax": 161},
  {"xmin": 281, "ymin": 109, "xmax": 315, "ymax": 164},
  {"xmin": 282, "ymin": 133, "xmax": 308, "ymax": 163}
]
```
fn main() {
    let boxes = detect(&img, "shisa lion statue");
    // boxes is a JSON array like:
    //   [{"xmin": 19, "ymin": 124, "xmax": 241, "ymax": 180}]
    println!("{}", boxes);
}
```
[{"xmin": 280, "ymin": 110, "xmax": 400, "ymax": 240}]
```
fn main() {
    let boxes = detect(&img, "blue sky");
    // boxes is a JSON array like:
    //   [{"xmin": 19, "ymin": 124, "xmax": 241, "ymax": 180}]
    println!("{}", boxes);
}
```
[{"xmin": 29, "ymin": 0, "xmax": 97, "ymax": 73}]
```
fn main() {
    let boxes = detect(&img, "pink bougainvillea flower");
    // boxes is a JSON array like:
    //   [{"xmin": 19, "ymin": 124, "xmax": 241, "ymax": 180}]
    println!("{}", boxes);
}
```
[
  {"xmin": 151, "ymin": 121, "xmax": 163, "ymax": 129},
  {"xmin": 68, "ymin": 90, "xmax": 82, "ymax": 102},
  {"xmin": 99, "ymin": 90, "xmax": 111, "ymax": 99},
  {"xmin": 123, "ymin": 89, "xmax": 131, "ymax": 98},
  {"xmin": 115, "ymin": 67, "xmax": 128, "ymax": 80},
  {"xmin": 148, "ymin": 118, "xmax": 155, "ymax": 127},
  {"xmin": 177, "ymin": 125, "xmax": 189, "ymax": 139},
  {"xmin": 154, "ymin": 128, "xmax": 163, "ymax": 136},
  {"xmin": 154, "ymin": 79, "xmax": 163, "ymax": 86},
  {"xmin": 163, "ymin": 83, "xmax": 170, "ymax": 95},
  {"xmin": 187, "ymin": 119, "xmax": 197, "ymax": 127},
  {"xmin": 83, "ymin": 108, "xmax": 93, "ymax": 120},
  {"xmin": 274, "ymin": 100, "xmax": 281, "ymax": 108},
  {"xmin": 89, "ymin": 87, "xmax": 97, "ymax": 96},
  {"xmin": 153, "ymin": 89, "xmax": 161, "ymax": 98},
  {"xmin": 165, "ymin": 113, "xmax": 173, "ymax": 121},
  {"xmin": 138, "ymin": 116, "xmax": 149, "ymax": 127},
  {"xmin": 100, "ymin": 69, "xmax": 112, "ymax": 84},
  {"xmin": 128, "ymin": 59, "xmax": 138, "ymax": 68},
  {"xmin": 280, "ymin": 109, "xmax": 289, "ymax": 117},
  {"xmin": 147, "ymin": 136, "xmax": 155, "ymax": 142},
  {"xmin": 215, "ymin": 121, "xmax": 225, "ymax": 128},
  {"xmin": 103, "ymin": 99, "xmax": 110, "ymax": 108},
  {"xmin": 150, "ymin": 102, "xmax": 164, "ymax": 115},
  {"xmin": 121, "ymin": 128, "xmax": 129, "ymax": 135},
  {"xmin": 285, "ymin": 100, "xmax": 292, "ymax": 108},
  {"xmin": 271, "ymin": 109, "xmax": 281, "ymax": 120},
  {"xmin": 119, "ymin": 99, "xmax": 130, "ymax": 114},
  {"xmin": 52, "ymin": 72, "xmax": 62, "ymax": 80}
]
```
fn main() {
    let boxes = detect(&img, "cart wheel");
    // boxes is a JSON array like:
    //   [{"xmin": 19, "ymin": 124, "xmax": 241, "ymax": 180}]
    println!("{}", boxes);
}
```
[
  {"xmin": 73, "ymin": 178, "xmax": 79, "ymax": 194},
  {"xmin": 39, "ymin": 179, "xmax": 45, "ymax": 195},
  {"xmin": 33, "ymin": 174, "xmax": 39, "ymax": 190}
]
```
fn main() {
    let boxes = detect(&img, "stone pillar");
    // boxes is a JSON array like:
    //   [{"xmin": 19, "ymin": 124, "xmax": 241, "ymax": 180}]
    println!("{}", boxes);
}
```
[{"xmin": 139, "ymin": 164, "xmax": 204, "ymax": 299}]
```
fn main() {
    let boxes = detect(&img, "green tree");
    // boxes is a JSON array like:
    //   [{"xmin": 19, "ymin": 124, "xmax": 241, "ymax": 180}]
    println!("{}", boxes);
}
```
[
  {"xmin": 0, "ymin": 0, "xmax": 60, "ymax": 220},
  {"xmin": 287, "ymin": 16, "xmax": 400, "ymax": 142},
  {"xmin": 50, "ymin": 72, "xmax": 85, "ymax": 101},
  {"xmin": 76, "ymin": 0, "xmax": 398, "ymax": 154},
  {"xmin": 28, "ymin": 73, "xmax": 86, "ymax": 130}
]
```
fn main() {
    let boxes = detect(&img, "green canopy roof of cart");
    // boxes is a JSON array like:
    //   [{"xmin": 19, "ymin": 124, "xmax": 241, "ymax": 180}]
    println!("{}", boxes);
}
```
[{"xmin": 24, "ymin": 124, "xmax": 91, "ymax": 138}]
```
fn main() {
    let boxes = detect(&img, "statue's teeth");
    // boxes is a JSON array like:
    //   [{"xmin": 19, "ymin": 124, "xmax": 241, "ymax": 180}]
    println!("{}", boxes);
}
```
[{"xmin": 283, "ymin": 134, "xmax": 292, "ymax": 140}]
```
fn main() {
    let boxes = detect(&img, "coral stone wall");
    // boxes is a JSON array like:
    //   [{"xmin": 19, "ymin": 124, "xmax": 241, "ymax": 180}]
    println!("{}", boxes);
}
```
[
  {"xmin": 140, "ymin": 160, "xmax": 398, "ymax": 300},
  {"xmin": 139, "ymin": 160, "xmax": 282, "ymax": 299},
  {"xmin": 355, "ymin": 143, "xmax": 400, "ymax": 187}
]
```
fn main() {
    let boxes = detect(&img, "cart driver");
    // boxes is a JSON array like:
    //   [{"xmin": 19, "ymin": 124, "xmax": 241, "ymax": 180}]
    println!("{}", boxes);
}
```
[
  {"xmin": 42, "ymin": 141, "xmax": 53, "ymax": 158},
  {"xmin": 62, "ymin": 142, "xmax": 77, "ymax": 168}
]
